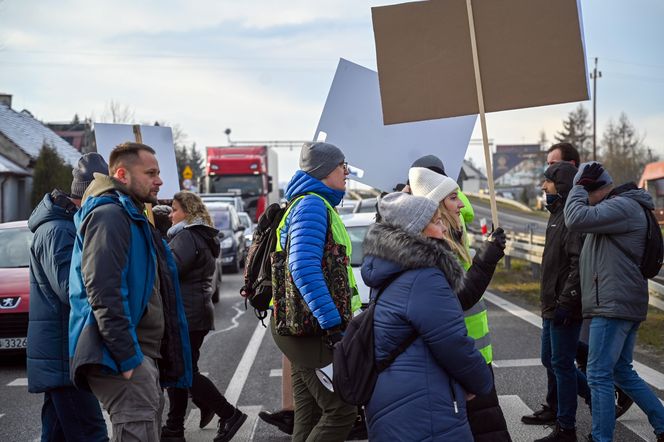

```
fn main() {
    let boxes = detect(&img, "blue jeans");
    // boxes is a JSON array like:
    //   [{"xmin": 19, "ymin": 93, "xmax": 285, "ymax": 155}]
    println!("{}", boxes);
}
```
[
  {"xmin": 588, "ymin": 317, "xmax": 664, "ymax": 442},
  {"xmin": 541, "ymin": 319, "xmax": 590, "ymax": 429},
  {"xmin": 41, "ymin": 386, "xmax": 108, "ymax": 442}
]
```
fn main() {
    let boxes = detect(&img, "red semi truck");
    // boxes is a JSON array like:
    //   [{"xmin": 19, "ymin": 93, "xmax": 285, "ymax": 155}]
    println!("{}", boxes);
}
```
[{"xmin": 202, "ymin": 146, "xmax": 279, "ymax": 221}]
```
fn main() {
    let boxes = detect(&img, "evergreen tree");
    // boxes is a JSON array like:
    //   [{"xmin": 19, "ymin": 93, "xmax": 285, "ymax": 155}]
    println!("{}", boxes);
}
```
[
  {"xmin": 189, "ymin": 143, "xmax": 205, "ymax": 179},
  {"xmin": 31, "ymin": 144, "xmax": 73, "ymax": 208},
  {"xmin": 555, "ymin": 104, "xmax": 592, "ymax": 161},
  {"xmin": 600, "ymin": 113, "xmax": 656, "ymax": 185}
]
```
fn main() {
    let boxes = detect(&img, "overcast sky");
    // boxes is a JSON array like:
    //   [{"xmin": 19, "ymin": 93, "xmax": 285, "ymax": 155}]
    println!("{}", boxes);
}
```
[{"xmin": 1, "ymin": 0, "xmax": 662, "ymax": 181}]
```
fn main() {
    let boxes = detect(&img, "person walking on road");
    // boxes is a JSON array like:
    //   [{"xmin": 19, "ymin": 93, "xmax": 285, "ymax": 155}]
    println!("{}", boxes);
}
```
[
  {"xmin": 27, "ymin": 153, "xmax": 109, "ymax": 442},
  {"xmin": 161, "ymin": 190, "xmax": 246, "ymax": 442},
  {"xmin": 565, "ymin": 161, "xmax": 664, "ymax": 442},
  {"xmin": 362, "ymin": 192, "xmax": 493, "ymax": 441},
  {"xmin": 68, "ymin": 142, "xmax": 192, "ymax": 442},
  {"xmin": 526, "ymin": 161, "xmax": 591, "ymax": 442},
  {"xmin": 409, "ymin": 166, "xmax": 511, "ymax": 442},
  {"xmin": 271, "ymin": 142, "xmax": 359, "ymax": 442}
]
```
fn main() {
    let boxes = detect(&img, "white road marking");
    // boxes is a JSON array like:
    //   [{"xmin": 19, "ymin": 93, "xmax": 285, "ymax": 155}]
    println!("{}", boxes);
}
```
[
  {"xmin": 485, "ymin": 290, "xmax": 664, "ymax": 391},
  {"xmin": 6, "ymin": 378, "xmax": 27, "ymax": 387},
  {"xmin": 183, "ymin": 405, "xmax": 261, "ymax": 442},
  {"xmin": 224, "ymin": 320, "xmax": 269, "ymax": 405},
  {"xmin": 0, "ymin": 413, "xmax": 4, "ymax": 419},
  {"xmin": 493, "ymin": 358, "xmax": 541, "ymax": 368},
  {"xmin": 619, "ymin": 398, "xmax": 664, "ymax": 442},
  {"xmin": 498, "ymin": 395, "xmax": 549, "ymax": 442},
  {"xmin": 269, "ymin": 369, "xmax": 282, "ymax": 377}
]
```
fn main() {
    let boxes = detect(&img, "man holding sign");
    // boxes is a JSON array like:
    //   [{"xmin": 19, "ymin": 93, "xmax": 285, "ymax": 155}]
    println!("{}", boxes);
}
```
[{"xmin": 69, "ymin": 142, "xmax": 192, "ymax": 442}]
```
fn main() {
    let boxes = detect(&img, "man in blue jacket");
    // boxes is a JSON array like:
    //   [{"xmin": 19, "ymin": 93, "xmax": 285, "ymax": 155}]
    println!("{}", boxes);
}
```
[
  {"xmin": 27, "ymin": 153, "xmax": 110, "ymax": 442},
  {"xmin": 565, "ymin": 162, "xmax": 664, "ymax": 442},
  {"xmin": 69, "ymin": 142, "xmax": 192, "ymax": 442}
]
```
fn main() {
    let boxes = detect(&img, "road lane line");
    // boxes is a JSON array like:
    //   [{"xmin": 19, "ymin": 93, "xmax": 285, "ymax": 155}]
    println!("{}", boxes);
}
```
[
  {"xmin": 493, "ymin": 358, "xmax": 541, "ymax": 368},
  {"xmin": 485, "ymin": 291, "xmax": 664, "ymax": 391},
  {"xmin": 619, "ymin": 398, "xmax": 664, "ymax": 442},
  {"xmin": 498, "ymin": 395, "xmax": 549, "ymax": 442},
  {"xmin": 269, "ymin": 369, "xmax": 282, "ymax": 377},
  {"xmin": 224, "ymin": 320, "xmax": 268, "ymax": 405},
  {"xmin": 6, "ymin": 378, "xmax": 27, "ymax": 386}
]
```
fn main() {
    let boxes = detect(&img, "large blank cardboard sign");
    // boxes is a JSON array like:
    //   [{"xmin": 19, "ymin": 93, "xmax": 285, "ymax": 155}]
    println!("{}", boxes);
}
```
[
  {"xmin": 372, "ymin": 0, "xmax": 589, "ymax": 124},
  {"xmin": 314, "ymin": 59, "xmax": 476, "ymax": 192},
  {"xmin": 94, "ymin": 123, "xmax": 180, "ymax": 199}
]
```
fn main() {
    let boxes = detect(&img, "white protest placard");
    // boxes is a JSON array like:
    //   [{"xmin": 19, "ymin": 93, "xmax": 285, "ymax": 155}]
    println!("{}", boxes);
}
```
[
  {"xmin": 314, "ymin": 59, "xmax": 477, "ymax": 192},
  {"xmin": 94, "ymin": 123, "xmax": 180, "ymax": 200}
]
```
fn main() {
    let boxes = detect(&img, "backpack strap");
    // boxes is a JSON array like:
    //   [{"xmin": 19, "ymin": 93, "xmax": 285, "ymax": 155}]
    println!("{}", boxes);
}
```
[{"xmin": 370, "ymin": 272, "xmax": 419, "ymax": 372}]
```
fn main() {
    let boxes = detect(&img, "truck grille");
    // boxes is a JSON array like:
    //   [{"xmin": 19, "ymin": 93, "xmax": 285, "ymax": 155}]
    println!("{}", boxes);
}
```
[{"xmin": 0, "ymin": 313, "xmax": 29, "ymax": 337}]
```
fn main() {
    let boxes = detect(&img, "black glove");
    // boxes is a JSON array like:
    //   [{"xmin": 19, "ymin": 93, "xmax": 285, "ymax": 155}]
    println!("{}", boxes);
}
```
[
  {"xmin": 487, "ymin": 227, "xmax": 506, "ymax": 251},
  {"xmin": 553, "ymin": 304, "xmax": 573, "ymax": 326},
  {"xmin": 576, "ymin": 163, "xmax": 606, "ymax": 191},
  {"xmin": 325, "ymin": 330, "xmax": 344, "ymax": 349}
]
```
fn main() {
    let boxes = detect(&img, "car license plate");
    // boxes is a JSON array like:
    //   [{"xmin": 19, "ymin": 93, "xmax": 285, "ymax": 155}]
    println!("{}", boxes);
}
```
[{"xmin": 0, "ymin": 337, "xmax": 27, "ymax": 350}]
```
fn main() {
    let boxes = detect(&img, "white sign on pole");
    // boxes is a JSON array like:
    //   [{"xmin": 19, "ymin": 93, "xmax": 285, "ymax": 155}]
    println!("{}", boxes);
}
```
[
  {"xmin": 93, "ymin": 123, "xmax": 180, "ymax": 200},
  {"xmin": 314, "ymin": 59, "xmax": 477, "ymax": 192}
]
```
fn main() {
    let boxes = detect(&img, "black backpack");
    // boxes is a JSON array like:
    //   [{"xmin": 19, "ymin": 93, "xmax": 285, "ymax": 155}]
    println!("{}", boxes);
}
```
[
  {"xmin": 608, "ymin": 202, "xmax": 663, "ymax": 279},
  {"xmin": 332, "ymin": 272, "xmax": 416, "ymax": 405},
  {"xmin": 240, "ymin": 196, "xmax": 305, "ymax": 322}
]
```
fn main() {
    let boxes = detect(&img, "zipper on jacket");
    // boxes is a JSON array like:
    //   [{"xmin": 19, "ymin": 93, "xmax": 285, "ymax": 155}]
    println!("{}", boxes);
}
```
[
  {"xmin": 449, "ymin": 378, "xmax": 459, "ymax": 414},
  {"xmin": 594, "ymin": 274, "xmax": 599, "ymax": 306}
]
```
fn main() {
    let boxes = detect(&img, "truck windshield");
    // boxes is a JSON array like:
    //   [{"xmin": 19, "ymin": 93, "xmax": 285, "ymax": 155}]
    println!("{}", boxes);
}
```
[{"xmin": 209, "ymin": 175, "xmax": 263, "ymax": 196}]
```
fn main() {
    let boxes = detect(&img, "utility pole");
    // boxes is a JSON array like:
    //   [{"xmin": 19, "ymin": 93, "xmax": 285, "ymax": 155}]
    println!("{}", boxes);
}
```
[{"xmin": 590, "ymin": 57, "xmax": 602, "ymax": 161}]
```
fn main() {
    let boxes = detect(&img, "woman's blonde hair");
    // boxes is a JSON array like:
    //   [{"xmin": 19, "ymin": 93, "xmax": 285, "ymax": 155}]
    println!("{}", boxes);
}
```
[
  {"xmin": 438, "ymin": 196, "xmax": 471, "ymax": 265},
  {"xmin": 173, "ymin": 191, "xmax": 214, "ymax": 227}
]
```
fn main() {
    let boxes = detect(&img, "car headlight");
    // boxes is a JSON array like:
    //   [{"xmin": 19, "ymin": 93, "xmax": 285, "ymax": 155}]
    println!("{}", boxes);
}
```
[{"xmin": 221, "ymin": 237, "xmax": 233, "ymax": 248}]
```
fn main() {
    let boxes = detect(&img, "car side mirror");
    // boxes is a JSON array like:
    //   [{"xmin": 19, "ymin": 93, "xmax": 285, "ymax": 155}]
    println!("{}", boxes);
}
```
[
  {"xmin": 218, "ymin": 231, "xmax": 226, "ymax": 239},
  {"xmin": 238, "ymin": 225, "xmax": 246, "ymax": 232}
]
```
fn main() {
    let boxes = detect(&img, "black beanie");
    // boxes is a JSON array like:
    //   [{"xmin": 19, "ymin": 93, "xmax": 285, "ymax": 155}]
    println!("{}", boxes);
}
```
[{"xmin": 71, "ymin": 153, "xmax": 109, "ymax": 199}]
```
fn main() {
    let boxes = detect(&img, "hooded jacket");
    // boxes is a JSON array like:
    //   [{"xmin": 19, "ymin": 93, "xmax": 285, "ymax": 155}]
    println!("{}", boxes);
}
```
[
  {"xmin": 26, "ymin": 191, "xmax": 78, "ymax": 393},
  {"xmin": 279, "ymin": 170, "xmax": 347, "ymax": 330},
  {"xmin": 362, "ymin": 223, "xmax": 493, "ymax": 442},
  {"xmin": 68, "ymin": 174, "xmax": 192, "ymax": 389},
  {"xmin": 540, "ymin": 162, "xmax": 583, "ymax": 319},
  {"xmin": 565, "ymin": 183, "xmax": 652, "ymax": 321},
  {"xmin": 168, "ymin": 222, "xmax": 220, "ymax": 331}
]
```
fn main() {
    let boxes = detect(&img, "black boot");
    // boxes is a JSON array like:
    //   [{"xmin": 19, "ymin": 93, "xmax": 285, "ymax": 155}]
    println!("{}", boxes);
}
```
[
  {"xmin": 522, "ymin": 404, "xmax": 557, "ymax": 425},
  {"xmin": 160, "ymin": 426, "xmax": 186, "ymax": 442},
  {"xmin": 257, "ymin": 409, "xmax": 294, "ymax": 435},
  {"xmin": 534, "ymin": 423, "xmax": 577, "ymax": 442},
  {"xmin": 214, "ymin": 408, "xmax": 247, "ymax": 442}
]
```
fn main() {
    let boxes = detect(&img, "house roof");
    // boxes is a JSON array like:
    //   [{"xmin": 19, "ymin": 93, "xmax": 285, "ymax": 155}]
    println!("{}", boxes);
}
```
[
  {"xmin": 0, "ymin": 103, "xmax": 81, "ymax": 166},
  {"xmin": 0, "ymin": 154, "xmax": 29, "ymax": 175},
  {"xmin": 639, "ymin": 161, "xmax": 664, "ymax": 187},
  {"xmin": 461, "ymin": 159, "xmax": 487, "ymax": 180}
]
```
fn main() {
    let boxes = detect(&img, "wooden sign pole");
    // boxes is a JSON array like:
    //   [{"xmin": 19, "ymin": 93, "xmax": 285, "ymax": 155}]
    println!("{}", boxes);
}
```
[
  {"xmin": 132, "ymin": 124, "xmax": 155, "ymax": 226},
  {"xmin": 466, "ymin": 0, "xmax": 499, "ymax": 229}
]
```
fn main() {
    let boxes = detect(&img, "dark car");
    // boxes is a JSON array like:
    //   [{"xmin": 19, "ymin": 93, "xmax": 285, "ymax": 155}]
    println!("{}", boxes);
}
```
[
  {"xmin": 205, "ymin": 202, "xmax": 247, "ymax": 274},
  {"xmin": 0, "ymin": 221, "xmax": 32, "ymax": 354}
]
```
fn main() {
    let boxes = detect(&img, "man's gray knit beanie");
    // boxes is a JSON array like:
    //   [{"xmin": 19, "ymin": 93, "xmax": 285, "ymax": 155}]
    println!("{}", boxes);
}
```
[
  {"xmin": 378, "ymin": 192, "xmax": 438, "ymax": 235},
  {"xmin": 71, "ymin": 152, "xmax": 109, "ymax": 199},
  {"xmin": 411, "ymin": 154, "xmax": 446, "ymax": 175},
  {"xmin": 299, "ymin": 142, "xmax": 345, "ymax": 180}
]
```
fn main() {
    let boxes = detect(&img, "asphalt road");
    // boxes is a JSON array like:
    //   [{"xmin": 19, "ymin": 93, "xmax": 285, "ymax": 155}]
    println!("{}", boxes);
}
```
[
  {"xmin": 468, "ymin": 198, "xmax": 548, "ymax": 236},
  {"xmin": 1, "ymin": 272, "xmax": 663, "ymax": 441}
]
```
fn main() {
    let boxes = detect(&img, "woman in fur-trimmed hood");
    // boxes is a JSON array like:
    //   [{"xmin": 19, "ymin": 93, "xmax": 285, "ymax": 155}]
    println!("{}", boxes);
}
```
[{"xmin": 362, "ymin": 192, "xmax": 493, "ymax": 442}]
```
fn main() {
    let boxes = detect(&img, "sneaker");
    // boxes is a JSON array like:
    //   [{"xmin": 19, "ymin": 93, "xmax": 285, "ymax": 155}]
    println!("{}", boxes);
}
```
[
  {"xmin": 214, "ymin": 408, "xmax": 247, "ymax": 442},
  {"xmin": 521, "ymin": 405, "xmax": 557, "ymax": 425},
  {"xmin": 614, "ymin": 387, "xmax": 634, "ymax": 419},
  {"xmin": 534, "ymin": 423, "xmax": 577, "ymax": 442},
  {"xmin": 160, "ymin": 426, "xmax": 186, "ymax": 442},
  {"xmin": 199, "ymin": 406, "xmax": 216, "ymax": 429},
  {"xmin": 257, "ymin": 409, "xmax": 294, "ymax": 435}
]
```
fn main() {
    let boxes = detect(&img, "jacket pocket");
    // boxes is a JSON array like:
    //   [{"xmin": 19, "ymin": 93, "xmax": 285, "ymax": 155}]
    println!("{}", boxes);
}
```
[{"xmin": 593, "ymin": 274, "xmax": 599, "ymax": 306}]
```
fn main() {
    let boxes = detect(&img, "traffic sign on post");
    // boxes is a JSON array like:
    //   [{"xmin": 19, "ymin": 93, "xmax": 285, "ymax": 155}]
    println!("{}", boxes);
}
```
[{"xmin": 182, "ymin": 165, "xmax": 193, "ymax": 180}]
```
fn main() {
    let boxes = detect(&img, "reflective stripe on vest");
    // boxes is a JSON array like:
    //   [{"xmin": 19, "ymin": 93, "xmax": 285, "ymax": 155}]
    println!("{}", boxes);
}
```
[
  {"xmin": 460, "ymin": 215, "xmax": 493, "ymax": 364},
  {"xmin": 275, "ymin": 193, "xmax": 361, "ymax": 312}
]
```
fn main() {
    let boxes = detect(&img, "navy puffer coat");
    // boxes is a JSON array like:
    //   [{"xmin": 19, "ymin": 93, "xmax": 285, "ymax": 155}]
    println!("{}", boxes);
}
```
[
  {"xmin": 27, "ymin": 191, "xmax": 78, "ymax": 393},
  {"xmin": 362, "ymin": 223, "xmax": 494, "ymax": 441}
]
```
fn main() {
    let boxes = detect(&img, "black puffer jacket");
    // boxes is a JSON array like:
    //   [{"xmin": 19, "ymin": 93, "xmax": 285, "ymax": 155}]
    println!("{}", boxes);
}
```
[
  {"xmin": 541, "ymin": 162, "xmax": 583, "ymax": 320},
  {"xmin": 168, "ymin": 223, "xmax": 221, "ymax": 331}
]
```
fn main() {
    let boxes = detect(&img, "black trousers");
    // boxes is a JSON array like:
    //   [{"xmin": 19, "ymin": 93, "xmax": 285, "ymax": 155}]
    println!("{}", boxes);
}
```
[
  {"xmin": 466, "ymin": 364, "xmax": 512, "ymax": 442},
  {"xmin": 166, "ymin": 330, "xmax": 235, "ymax": 429}
]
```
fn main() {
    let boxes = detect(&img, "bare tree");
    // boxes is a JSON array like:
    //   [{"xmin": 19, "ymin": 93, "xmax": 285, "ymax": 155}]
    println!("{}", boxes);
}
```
[
  {"xmin": 600, "ymin": 113, "xmax": 656, "ymax": 185},
  {"xmin": 101, "ymin": 100, "xmax": 135, "ymax": 123}
]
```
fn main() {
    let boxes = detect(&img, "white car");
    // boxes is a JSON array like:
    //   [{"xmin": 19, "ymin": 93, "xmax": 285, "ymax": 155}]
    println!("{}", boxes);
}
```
[{"xmin": 341, "ymin": 212, "xmax": 377, "ymax": 306}]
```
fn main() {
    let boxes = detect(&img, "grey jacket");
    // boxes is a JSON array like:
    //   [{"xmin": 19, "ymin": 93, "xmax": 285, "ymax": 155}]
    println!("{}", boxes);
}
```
[{"xmin": 564, "ymin": 183, "xmax": 652, "ymax": 322}]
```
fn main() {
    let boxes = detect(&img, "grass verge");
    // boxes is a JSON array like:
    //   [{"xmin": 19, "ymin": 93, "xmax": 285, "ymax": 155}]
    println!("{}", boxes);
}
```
[{"xmin": 488, "ymin": 258, "xmax": 664, "ymax": 358}]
